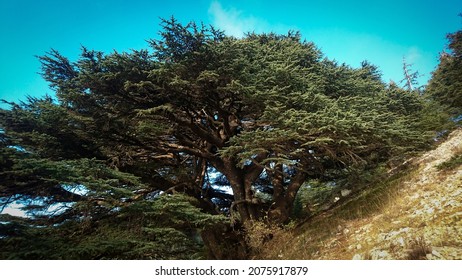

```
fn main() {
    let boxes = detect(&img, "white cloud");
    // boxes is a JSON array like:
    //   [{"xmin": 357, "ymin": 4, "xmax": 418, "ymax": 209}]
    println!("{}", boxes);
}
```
[
  {"xmin": 405, "ymin": 46, "xmax": 422, "ymax": 64},
  {"xmin": 208, "ymin": 1, "xmax": 258, "ymax": 37},
  {"xmin": 207, "ymin": 1, "xmax": 292, "ymax": 38}
]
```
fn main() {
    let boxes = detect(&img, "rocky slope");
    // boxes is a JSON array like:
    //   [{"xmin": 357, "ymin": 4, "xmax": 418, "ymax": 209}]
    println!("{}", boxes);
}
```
[
  {"xmin": 260, "ymin": 128, "xmax": 462, "ymax": 260},
  {"xmin": 347, "ymin": 128, "xmax": 462, "ymax": 260}
]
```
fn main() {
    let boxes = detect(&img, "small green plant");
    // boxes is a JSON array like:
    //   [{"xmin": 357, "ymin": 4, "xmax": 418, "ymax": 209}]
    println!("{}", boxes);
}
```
[
  {"xmin": 436, "ymin": 154, "xmax": 462, "ymax": 170},
  {"xmin": 293, "ymin": 180, "xmax": 337, "ymax": 217}
]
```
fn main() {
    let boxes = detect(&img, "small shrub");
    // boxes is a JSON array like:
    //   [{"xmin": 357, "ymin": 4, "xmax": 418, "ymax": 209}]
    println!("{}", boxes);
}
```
[
  {"xmin": 406, "ymin": 237, "xmax": 431, "ymax": 260},
  {"xmin": 293, "ymin": 180, "xmax": 337, "ymax": 217},
  {"xmin": 436, "ymin": 154, "xmax": 462, "ymax": 170}
]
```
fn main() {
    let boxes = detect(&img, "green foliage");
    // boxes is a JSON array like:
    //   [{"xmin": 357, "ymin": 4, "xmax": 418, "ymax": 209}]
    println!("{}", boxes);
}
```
[
  {"xmin": 436, "ymin": 154, "xmax": 462, "ymax": 171},
  {"xmin": 0, "ymin": 144, "xmax": 144, "ymax": 219},
  {"xmin": 0, "ymin": 194, "xmax": 225, "ymax": 259},
  {"xmin": 0, "ymin": 96, "xmax": 100, "ymax": 160},
  {"xmin": 292, "ymin": 180, "xmax": 337, "ymax": 217},
  {"xmin": 427, "ymin": 28, "xmax": 462, "ymax": 114}
]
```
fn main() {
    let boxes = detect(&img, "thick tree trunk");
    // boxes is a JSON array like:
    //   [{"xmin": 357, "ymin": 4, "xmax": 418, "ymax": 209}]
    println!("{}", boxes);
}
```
[
  {"xmin": 227, "ymin": 172, "xmax": 254, "ymax": 223},
  {"xmin": 268, "ymin": 170, "xmax": 307, "ymax": 224},
  {"xmin": 211, "ymin": 156, "xmax": 306, "ymax": 226},
  {"xmin": 267, "ymin": 199, "xmax": 292, "ymax": 224},
  {"xmin": 216, "ymin": 158, "xmax": 264, "ymax": 224},
  {"xmin": 201, "ymin": 223, "xmax": 248, "ymax": 259}
]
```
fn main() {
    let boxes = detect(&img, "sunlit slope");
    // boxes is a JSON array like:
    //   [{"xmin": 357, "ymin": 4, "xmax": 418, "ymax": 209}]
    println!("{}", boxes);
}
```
[{"xmin": 259, "ymin": 128, "xmax": 462, "ymax": 260}]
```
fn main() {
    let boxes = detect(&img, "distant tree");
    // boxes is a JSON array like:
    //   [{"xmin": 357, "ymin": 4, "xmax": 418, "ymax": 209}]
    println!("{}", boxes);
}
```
[{"xmin": 400, "ymin": 57, "xmax": 422, "ymax": 92}]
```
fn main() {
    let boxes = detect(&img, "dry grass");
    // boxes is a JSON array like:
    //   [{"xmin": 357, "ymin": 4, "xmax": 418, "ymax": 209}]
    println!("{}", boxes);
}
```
[
  {"xmin": 255, "ymin": 171, "xmax": 416, "ymax": 259},
  {"xmin": 256, "ymin": 128, "xmax": 462, "ymax": 260}
]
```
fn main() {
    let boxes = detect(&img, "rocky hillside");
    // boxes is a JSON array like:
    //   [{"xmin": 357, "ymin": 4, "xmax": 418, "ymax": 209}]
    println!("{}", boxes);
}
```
[{"xmin": 258, "ymin": 128, "xmax": 462, "ymax": 260}]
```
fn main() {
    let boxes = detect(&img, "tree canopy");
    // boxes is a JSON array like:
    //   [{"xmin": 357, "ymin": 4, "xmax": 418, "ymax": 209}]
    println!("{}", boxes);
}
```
[
  {"xmin": 0, "ymin": 17, "xmax": 444, "ymax": 259},
  {"xmin": 427, "ymin": 28, "xmax": 462, "ymax": 115}
]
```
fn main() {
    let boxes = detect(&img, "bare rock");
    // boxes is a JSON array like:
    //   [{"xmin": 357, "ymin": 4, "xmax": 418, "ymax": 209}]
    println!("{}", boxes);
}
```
[
  {"xmin": 341, "ymin": 189, "xmax": 352, "ymax": 197},
  {"xmin": 369, "ymin": 249, "xmax": 392, "ymax": 260}
]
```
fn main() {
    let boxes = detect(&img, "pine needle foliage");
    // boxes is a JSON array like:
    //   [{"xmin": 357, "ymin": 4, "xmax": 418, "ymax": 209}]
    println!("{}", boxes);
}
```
[
  {"xmin": 0, "ymin": 194, "xmax": 224, "ymax": 259},
  {"xmin": 427, "ymin": 27, "xmax": 462, "ymax": 114}
]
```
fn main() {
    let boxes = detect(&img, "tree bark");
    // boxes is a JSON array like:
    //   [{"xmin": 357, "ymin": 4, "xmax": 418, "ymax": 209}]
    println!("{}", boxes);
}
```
[
  {"xmin": 268, "ymin": 170, "xmax": 307, "ymax": 224},
  {"xmin": 201, "ymin": 223, "xmax": 248, "ymax": 259},
  {"xmin": 216, "ymin": 158, "xmax": 265, "ymax": 224}
]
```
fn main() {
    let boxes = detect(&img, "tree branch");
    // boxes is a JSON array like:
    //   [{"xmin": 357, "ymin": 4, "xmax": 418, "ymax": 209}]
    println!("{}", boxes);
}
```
[
  {"xmin": 164, "ymin": 108, "xmax": 224, "ymax": 147},
  {"xmin": 286, "ymin": 169, "xmax": 308, "ymax": 199}
]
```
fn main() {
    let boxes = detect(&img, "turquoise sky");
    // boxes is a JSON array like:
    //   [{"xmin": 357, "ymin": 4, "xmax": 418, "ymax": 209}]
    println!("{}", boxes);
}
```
[{"xmin": 1, "ymin": 0, "xmax": 461, "ymax": 106}]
